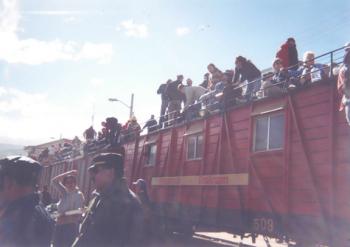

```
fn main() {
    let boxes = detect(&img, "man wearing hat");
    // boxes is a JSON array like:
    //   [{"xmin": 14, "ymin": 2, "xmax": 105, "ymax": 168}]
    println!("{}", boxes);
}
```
[
  {"xmin": 73, "ymin": 153, "xmax": 144, "ymax": 246},
  {"xmin": 0, "ymin": 156, "xmax": 54, "ymax": 246}
]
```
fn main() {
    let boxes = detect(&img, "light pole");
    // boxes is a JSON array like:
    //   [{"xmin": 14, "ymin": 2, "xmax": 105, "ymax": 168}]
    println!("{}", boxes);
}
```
[{"xmin": 108, "ymin": 93, "xmax": 134, "ymax": 119}]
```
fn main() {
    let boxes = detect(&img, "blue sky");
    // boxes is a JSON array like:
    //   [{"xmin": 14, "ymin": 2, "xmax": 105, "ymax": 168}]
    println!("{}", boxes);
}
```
[{"xmin": 0, "ymin": 0, "xmax": 349, "ymax": 145}]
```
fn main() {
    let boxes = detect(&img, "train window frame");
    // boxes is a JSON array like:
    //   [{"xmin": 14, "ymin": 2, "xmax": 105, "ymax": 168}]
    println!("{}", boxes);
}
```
[
  {"xmin": 253, "ymin": 112, "xmax": 285, "ymax": 152},
  {"xmin": 186, "ymin": 133, "xmax": 203, "ymax": 161},
  {"xmin": 144, "ymin": 143, "xmax": 157, "ymax": 166}
]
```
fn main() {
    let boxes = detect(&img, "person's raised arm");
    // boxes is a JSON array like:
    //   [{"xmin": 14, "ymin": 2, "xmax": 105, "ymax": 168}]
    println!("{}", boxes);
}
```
[{"xmin": 51, "ymin": 170, "xmax": 78, "ymax": 195}]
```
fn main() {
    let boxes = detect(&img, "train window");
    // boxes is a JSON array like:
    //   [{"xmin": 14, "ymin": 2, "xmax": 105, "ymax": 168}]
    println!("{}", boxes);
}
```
[
  {"xmin": 253, "ymin": 113, "xmax": 284, "ymax": 152},
  {"xmin": 187, "ymin": 134, "xmax": 203, "ymax": 160},
  {"xmin": 145, "ymin": 143, "xmax": 157, "ymax": 166}
]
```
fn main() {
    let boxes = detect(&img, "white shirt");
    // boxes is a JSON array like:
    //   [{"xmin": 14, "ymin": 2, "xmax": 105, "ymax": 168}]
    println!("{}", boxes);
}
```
[{"xmin": 183, "ymin": 86, "xmax": 207, "ymax": 108}]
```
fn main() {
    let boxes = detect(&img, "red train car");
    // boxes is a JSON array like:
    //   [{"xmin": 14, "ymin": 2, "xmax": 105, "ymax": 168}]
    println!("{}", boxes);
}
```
[
  {"xmin": 123, "ymin": 78, "xmax": 350, "ymax": 246},
  {"xmin": 40, "ymin": 53, "xmax": 350, "ymax": 246}
]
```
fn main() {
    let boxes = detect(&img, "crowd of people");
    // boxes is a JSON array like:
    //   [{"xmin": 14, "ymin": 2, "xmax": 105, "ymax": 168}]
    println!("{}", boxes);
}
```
[
  {"xmin": 34, "ymin": 136, "xmax": 82, "ymax": 163},
  {"xmin": 32, "ymin": 38, "xmax": 350, "ymax": 166},
  {"xmin": 1, "ymin": 39, "xmax": 350, "ymax": 247},
  {"xmin": 156, "ymin": 38, "xmax": 350, "ymax": 127},
  {"xmin": 0, "ymin": 153, "xmax": 150, "ymax": 246}
]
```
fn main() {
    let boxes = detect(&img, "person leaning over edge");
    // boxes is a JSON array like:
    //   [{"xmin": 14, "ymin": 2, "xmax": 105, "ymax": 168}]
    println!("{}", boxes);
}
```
[
  {"xmin": 73, "ymin": 153, "xmax": 144, "ymax": 247},
  {"xmin": 0, "ymin": 156, "xmax": 54, "ymax": 247}
]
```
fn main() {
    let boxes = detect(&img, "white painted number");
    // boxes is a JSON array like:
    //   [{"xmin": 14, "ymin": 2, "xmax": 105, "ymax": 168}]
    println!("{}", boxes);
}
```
[{"xmin": 253, "ymin": 218, "xmax": 274, "ymax": 233}]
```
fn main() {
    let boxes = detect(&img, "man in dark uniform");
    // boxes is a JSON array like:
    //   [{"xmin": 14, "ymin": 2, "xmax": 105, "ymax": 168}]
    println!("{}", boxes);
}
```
[
  {"xmin": 0, "ymin": 156, "xmax": 54, "ymax": 246},
  {"xmin": 73, "ymin": 153, "xmax": 144, "ymax": 247}
]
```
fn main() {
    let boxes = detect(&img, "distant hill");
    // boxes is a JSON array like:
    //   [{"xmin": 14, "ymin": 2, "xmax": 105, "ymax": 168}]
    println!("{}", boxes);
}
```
[{"xmin": 0, "ymin": 143, "xmax": 25, "ymax": 158}]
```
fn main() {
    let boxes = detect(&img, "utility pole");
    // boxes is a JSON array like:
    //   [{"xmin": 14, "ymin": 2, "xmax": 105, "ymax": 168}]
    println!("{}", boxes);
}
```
[
  {"xmin": 129, "ymin": 93, "xmax": 134, "ymax": 118},
  {"xmin": 108, "ymin": 93, "xmax": 134, "ymax": 119}
]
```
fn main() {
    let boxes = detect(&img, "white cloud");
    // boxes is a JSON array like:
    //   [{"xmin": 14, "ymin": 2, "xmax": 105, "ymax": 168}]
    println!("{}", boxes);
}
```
[
  {"xmin": 0, "ymin": 86, "xmax": 48, "ymax": 116},
  {"xmin": 0, "ymin": 86, "xmax": 93, "ymax": 145},
  {"xmin": 118, "ymin": 20, "xmax": 148, "ymax": 38},
  {"xmin": 176, "ymin": 27, "xmax": 190, "ymax": 36},
  {"xmin": 0, "ymin": 0, "xmax": 113, "ymax": 65}
]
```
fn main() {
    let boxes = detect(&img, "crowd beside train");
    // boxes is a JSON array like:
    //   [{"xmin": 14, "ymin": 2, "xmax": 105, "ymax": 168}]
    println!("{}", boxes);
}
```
[{"xmin": 0, "ymin": 153, "xmax": 152, "ymax": 246}]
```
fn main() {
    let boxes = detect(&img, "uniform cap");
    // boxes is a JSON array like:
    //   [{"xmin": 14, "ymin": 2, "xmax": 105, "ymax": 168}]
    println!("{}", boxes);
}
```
[
  {"xmin": 0, "ymin": 156, "xmax": 42, "ymax": 186},
  {"xmin": 89, "ymin": 153, "xmax": 124, "ymax": 178},
  {"xmin": 0, "ymin": 156, "xmax": 42, "ymax": 173}
]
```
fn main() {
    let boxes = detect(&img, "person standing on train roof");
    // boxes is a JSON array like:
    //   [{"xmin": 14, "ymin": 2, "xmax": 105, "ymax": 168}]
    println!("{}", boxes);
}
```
[
  {"xmin": 142, "ymin": 114, "xmax": 158, "ymax": 133},
  {"xmin": 337, "ymin": 50, "xmax": 350, "ymax": 126},
  {"xmin": 157, "ymin": 79, "xmax": 171, "ymax": 125},
  {"xmin": 178, "ymin": 83, "xmax": 207, "ymax": 109},
  {"xmin": 51, "ymin": 170, "xmax": 85, "ymax": 247},
  {"xmin": 186, "ymin": 78, "xmax": 193, "ymax": 86},
  {"xmin": 276, "ymin": 37, "xmax": 299, "ymax": 70},
  {"xmin": 165, "ymin": 75, "xmax": 185, "ymax": 125},
  {"xmin": 73, "ymin": 153, "xmax": 144, "ymax": 247},
  {"xmin": 232, "ymin": 56, "xmax": 261, "ymax": 100},
  {"xmin": 0, "ymin": 156, "xmax": 54, "ymax": 246}
]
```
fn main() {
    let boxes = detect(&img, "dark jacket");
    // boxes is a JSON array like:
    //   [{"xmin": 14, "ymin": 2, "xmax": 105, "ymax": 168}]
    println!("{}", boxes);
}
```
[
  {"xmin": 165, "ymin": 80, "xmax": 184, "ymax": 101},
  {"xmin": 143, "ymin": 118, "xmax": 158, "ymax": 132},
  {"xmin": 288, "ymin": 45, "xmax": 299, "ymax": 69},
  {"xmin": 157, "ymin": 84, "xmax": 169, "ymax": 101},
  {"xmin": 233, "ymin": 61, "xmax": 261, "ymax": 84},
  {"xmin": 272, "ymin": 69, "xmax": 290, "ymax": 88},
  {"xmin": 73, "ymin": 179, "xmax": 144, "ymax": 247},
  {"xmin": 0, "ymin": 193, "xmax": 54, "ymax": 247}
]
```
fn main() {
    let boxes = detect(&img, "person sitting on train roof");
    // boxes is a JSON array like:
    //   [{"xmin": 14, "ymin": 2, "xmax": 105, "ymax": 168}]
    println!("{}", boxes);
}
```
[
  {"xmin": 276, "ymin": 37, "xmax": 299, "ymax": 71},
  {"xmin": 337, "ymin": 50, "xmax": 350, "ymax": 126},
  {"xmin": 271, "ymin": 58, "xmax": 294, "ymax": 90},
  {"xmin": 105, "ymin": 117, "xmax": 122, "ymax": 146},
  {"xmin": 199, "ymin": 72, "xmax": 210, "ymax": 89},
  {"xmin": 261, "ymin": 71, "xmax": 283, "ymax": 98},
  {"xmin": 224, "ymin": 69, "xmax": 235, "ymax": 83},
  {"xmin": 207, "ymin": 63, "xmax": 225, "ymax": 90},
  {"xmin": 178, "ymin": 83, "xmax": 207, "ymax": 109},
  {"xmin": 300, "ymin": 51, "xmax": 328, "ymax": 86},
  {"xmin": 165, "ymin": 75, "xmax": 185, "ymax": 125},
  {"xmin": 142, "ymin": 114, "xmax": 158, "ymax": 133},
  {"xmin": 124, "ymin": 116, "xmax": 141, "ymax": 141},
  {"xmin": 38, "ymin": 147, "xmax": 49, "ymax": 162},
  {"xmin": 72, "ymin": 136, "xmax": 82, "ymax": 147},
  {"xmin": 232, "ymin": 56, "xmax": 261, "ymax": 100},
  {"xmin": 199, "ymin": 79, "xmax": 226, "ymax": 112}
]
